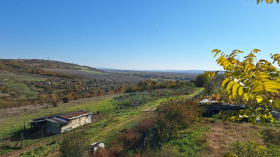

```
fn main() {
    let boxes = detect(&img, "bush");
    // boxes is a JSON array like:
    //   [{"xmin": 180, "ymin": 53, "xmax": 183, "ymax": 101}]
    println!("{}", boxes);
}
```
[
  {"xmin": 261, "ymin": 128, "xmax": 280, "ymax": 145},
  {"xmin": 155, "ymin": 99, "xmax": 203, "ymax": 141},
  {"xmin": 60, "ymin": 132, "xmax": 90, "ymax": 157}
]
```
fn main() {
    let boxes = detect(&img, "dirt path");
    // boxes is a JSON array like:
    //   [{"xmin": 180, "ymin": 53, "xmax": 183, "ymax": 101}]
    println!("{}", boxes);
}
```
[{"xmin": 92, "ymin": 107, "xmax": 155, "ymax": 142}]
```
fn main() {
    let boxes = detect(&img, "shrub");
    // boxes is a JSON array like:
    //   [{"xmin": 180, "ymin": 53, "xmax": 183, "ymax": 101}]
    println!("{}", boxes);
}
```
[
  {"xmin": 60, "ymin": 132, "xmax": 90, "ymax": 157},
  {"xmin": 261, "ymin": 128, "xmax": 280, "ymax": 145},
  {"xmin": 156, "ymin": 99, "xmax": 203, "ymax": 141}
]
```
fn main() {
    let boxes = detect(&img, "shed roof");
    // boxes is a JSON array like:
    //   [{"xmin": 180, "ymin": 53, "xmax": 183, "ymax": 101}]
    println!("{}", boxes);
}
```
[
  {"xmin": 198, "ymin": 99, "xmax": 218, "ymax": 104},
  {"xmin": 32, "ymin": 113, "xmax": 63, "ymax": 121},
  {"xmin": 58, "ymin": 111, "xmax": 91, "ymax": 120},
  {"xmin": 47, "ymin": 117, "xmax": 69, "ymax": 125}
]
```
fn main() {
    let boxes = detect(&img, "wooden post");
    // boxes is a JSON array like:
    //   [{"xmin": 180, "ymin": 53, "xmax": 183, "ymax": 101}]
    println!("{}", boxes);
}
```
[{"xmin": 20, "ymin": 132, "xmax": 23, "ymax": 148}]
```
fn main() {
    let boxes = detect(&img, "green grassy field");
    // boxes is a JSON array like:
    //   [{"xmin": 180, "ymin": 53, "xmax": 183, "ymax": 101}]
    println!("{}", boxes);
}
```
[
  {"xmin": 77, "ymin": 67, "xmax": 107, "ymax": 75},
  {"xmin": 0, "ymin": 88, "xmax": 204, "ymax": 137},
  {"xmin": 0, "ymin": 72, "xmax": 51, "ymax": 82},
  {"xmin": 0, "ymin": 95, "xmax": 116, "ymax": 137},
  {"xmin": 0, "ymin": 88, "xmax": 203, "ymax": 156},
  {"xmin": 0, "ymin": 71, "xmax": 55, "ymax": 101}
]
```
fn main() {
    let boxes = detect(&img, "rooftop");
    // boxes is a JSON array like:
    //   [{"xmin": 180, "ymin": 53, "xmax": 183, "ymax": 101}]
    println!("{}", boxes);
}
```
[
  {"xmin": 198, "ymin": 99, "xmax": 219, "ymax": 104},
  {"xmin": 59, "ymin": 110, "xmax": 91, "ymax": 120}
]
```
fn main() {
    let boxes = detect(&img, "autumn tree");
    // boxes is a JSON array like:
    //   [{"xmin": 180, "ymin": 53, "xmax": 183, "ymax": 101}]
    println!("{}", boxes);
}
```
[
  {"xmin": 206, "ymin": 49, "xmax": 280, "ymax": 123},
  {"xmin": 38, "ymin": 94, "xmax": 48, "ymax": 104},
  {"xmin": 156, "ymin": 99, "xmax": 202, "ymax": 141}
]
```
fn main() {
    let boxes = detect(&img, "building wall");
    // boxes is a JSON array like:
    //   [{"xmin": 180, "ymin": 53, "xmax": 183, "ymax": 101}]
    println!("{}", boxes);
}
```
[
  {"xmin": 61, "ymin": 115, "xmax": 91, "ymax": 133},
  {"xmin": 46, "ymin": 121, "xmax": 61, "ymax": 134}
]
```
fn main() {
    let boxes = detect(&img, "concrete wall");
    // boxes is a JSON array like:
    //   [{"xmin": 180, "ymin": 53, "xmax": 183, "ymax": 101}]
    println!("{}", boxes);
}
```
[{"xmin": 61, "ymin": 115, "xmax": 91, "ymax": 133}]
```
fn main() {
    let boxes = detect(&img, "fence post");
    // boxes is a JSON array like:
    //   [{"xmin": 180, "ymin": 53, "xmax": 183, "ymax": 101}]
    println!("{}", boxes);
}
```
[{"xmin": 20, "ymin": 132, "xmax": 23, "ymax": 148}]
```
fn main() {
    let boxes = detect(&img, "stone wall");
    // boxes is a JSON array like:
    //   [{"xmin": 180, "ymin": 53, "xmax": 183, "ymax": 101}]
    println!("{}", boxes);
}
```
[{"xmin": 61, "ymin": 115, "xmax": 91, "ymax": 133}]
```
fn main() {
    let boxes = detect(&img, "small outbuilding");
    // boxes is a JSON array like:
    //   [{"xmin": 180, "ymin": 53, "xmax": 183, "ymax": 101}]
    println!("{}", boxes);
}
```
[
  {"xmin": 198, "ymin": 99, "xmax": 245, "ymax": 115},
  {"xmin": 30, "ymin": 110, "xmax": 92, "ymax": 135}
]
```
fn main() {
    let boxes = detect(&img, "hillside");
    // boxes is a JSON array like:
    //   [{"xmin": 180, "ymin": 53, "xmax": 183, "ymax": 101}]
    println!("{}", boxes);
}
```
[
  {"xmin": 0, "ymin": 59, "xmax": 144, "ymax": 82},
  {"xmin": 0, "ymin": 59, "xmax": 200, "ymax": 109},
  {"xmin": 0, "ymin": 59, "xmax": 138, "ymax": 108}
]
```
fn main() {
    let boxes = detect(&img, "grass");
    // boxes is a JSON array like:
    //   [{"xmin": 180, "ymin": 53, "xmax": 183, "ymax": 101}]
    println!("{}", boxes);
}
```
[
  {"xmin": 170, "ymin": 124, "xmax": 211, "ymax": 157},
  {"xmin": 87, "ymin": 88, "xmax": 204, "ymax": 143},
  {"xmin": 5, "ymin": 83, "xmax": 38, "ymax": 100},
  {"xmin": 0, "ymin": 71, "xmax": 54, "ymax": 101},
  {"xmin": 77, "ymin": 67, "xmax": 106, "ymax": 75},
  {"xmin": 0, "ymin": 88, "xmax": 203, "ymax": 156},
  {"xmin": 19, "ymin": 142, "xmax": 60, "ymax": 157},
  {"xmin": 0, "ymin": 95, "xmax": 116, "ymax": 138},
  {"xmin": 0, "ymin": 71, "xmax": 50, "ymax": 82}
]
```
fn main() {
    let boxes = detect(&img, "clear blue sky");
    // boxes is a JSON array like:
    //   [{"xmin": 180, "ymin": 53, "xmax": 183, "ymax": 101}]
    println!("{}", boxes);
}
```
[{"xmin": 0, "ymin": 0, "xmax": 279, "ymax": 70}]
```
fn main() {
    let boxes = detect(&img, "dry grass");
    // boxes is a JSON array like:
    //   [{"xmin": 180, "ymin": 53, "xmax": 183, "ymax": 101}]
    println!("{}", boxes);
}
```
[{"xmin": 201, "ymin": 120, "xmax": 264, "ymax": 157}]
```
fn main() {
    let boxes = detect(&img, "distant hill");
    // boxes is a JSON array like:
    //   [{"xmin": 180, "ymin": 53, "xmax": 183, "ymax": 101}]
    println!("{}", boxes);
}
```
[
  {"xmin": 99, "ymin": 68, "xmax": 205, "ymax": 74},
  {"xmin": 0, "ymin": 59, "xmax": 202, "ymax": 82},
  {"xmin": 0, "ymin": 59, "xmax": 202, "ymax": 108},
  {"xmin": 0, "ymin": 59, "xmax": 144, "ymax": 83},
  {"xmin": 0, "ymin": 59, "xmax": 143, "ymax": 108}
]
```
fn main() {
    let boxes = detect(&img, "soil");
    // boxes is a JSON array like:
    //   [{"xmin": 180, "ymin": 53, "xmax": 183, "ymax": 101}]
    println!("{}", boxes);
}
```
[{"xmin": 201, "ymin": 121, "xmax": 265, "ymax": 157}]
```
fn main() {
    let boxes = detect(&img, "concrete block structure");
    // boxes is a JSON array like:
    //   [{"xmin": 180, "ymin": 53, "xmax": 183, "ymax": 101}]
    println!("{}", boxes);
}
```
[{"xmin": 30, "ymin": 110, "xmax": 92, "ymax": 135}]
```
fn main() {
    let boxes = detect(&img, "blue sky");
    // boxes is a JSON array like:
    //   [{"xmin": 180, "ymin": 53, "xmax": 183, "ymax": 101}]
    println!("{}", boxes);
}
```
[{"xmin": 0, "ymin": 0, "xmax": 279, "ymax": 70}]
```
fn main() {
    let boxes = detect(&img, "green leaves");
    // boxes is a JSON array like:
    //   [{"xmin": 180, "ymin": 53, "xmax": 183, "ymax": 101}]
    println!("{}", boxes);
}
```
[
  {"xmin": 238, "ymin": 86, "xmax": 243, "ymax": 96},
  {"xmin": 227, "ymin": 81, "xmax": 235, "ymax": 92},
  {"xmin": 220, "ymin": 108, "xmax": 273, "ymax": 124},
  {"xmin": 232, "ymin": 83, "xmax": 240, "ymax": 98},
  {"xmin": 208, "ymin": 49, "xmax": 280, "ymax": 124},
  {"xmin": 209, "ymin": 49, "xmax": 280, "ymax": 107},
  {"xmin": 272, "ymin": 100, "xmax": 280, "ymax": 111}
]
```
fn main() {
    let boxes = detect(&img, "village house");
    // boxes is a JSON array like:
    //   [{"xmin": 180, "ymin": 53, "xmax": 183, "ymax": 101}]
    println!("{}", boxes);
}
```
[{"xmin": 30, "ymin": 110, "xmax": 92, "ymax": 135}]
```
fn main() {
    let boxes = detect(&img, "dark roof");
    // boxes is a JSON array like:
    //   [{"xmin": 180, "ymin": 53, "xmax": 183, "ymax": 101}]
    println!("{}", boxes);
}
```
[
  {"xmin": 47, "ymin": 117, "xmax": 69, "ymax": 125},
  {"xmin": 32, "ymin": 113, "xmax": 63, "ymax": 121},
  {"xmin": 58, "ymin": 111, "xmax": 91, "ymax": 120}
]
